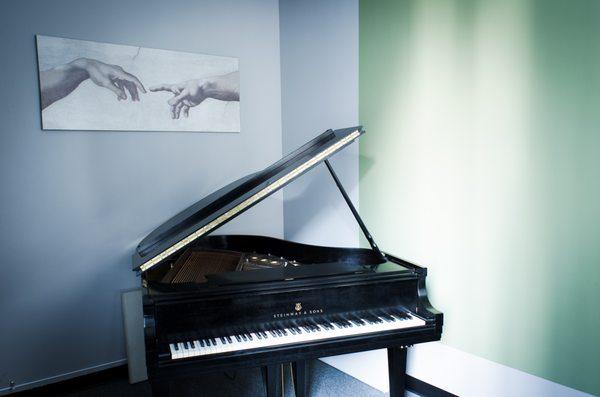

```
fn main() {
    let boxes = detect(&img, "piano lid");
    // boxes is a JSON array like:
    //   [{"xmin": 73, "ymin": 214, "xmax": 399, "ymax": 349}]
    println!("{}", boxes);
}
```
[{"xmin": 133, "ymin": 126, "xmax": 364, "ymax": 272}]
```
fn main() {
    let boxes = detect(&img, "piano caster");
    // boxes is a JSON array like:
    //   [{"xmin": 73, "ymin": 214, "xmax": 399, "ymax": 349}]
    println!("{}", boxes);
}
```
[
  {"xmin": 387, "ymin": 346, "xmax": 408, "ymax": 397},
  {"xmin": 262, "ymin": 364, "xmax": 283, "ymax": 397},
  {"xmin": 150, "ymin": 380, "xmax": 170, "ymax": 397},
  {"xmin": 292, "ymin": 360, "xmax": 308, "ymax": 397}
]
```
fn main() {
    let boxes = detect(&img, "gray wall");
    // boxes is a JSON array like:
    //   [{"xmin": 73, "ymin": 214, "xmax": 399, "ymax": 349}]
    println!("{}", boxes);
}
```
[
  {"xmin": 0, "ymin": 0, "xmax": 282, "ymax": 392},
  {"xmin": 279, "ymin": 0, "xmax": 360, "ymax": 248},
  {"xmin": 279, "ymin": 0, "xmax": 362, "ymax": 379}
]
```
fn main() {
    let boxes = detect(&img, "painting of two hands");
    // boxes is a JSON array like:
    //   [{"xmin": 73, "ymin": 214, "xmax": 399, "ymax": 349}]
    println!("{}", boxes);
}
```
[{"xmin": 37, "ymin": 35, "xmax": 240, "ymax": 132}]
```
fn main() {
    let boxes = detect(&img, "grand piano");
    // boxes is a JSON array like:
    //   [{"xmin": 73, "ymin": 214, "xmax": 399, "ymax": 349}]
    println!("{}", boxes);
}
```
[{"xmin": 133, "ymin": 126, "xmax": 443, "ymax": 396}]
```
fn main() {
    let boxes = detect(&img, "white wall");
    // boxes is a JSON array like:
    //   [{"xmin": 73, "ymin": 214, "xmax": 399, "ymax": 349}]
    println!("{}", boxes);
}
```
[
  {"xmin": 279, "ymin": 2, "xmax": 596, "ymax": 397},
  {"xmin": 0, "ymin": 0, "xmax": 282, "ymax": 393}
]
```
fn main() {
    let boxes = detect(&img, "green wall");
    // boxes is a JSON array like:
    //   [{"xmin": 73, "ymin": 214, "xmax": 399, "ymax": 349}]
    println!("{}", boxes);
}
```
[{"xmin": 359, "ymin": 0, "xmax": 600, "ymax": 394}]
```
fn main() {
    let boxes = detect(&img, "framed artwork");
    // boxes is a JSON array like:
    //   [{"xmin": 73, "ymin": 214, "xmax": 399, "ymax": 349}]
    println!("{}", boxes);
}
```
[{"xmin": 36, "ymin": 35, "xmax": 240, "ymax": 132}]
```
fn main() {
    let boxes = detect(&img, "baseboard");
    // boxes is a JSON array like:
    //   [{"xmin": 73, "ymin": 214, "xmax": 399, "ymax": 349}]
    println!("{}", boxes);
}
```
[
  {"xmin": 0, "ymin": 359, "xmax": 126, "ymax": 396},
  {"xmin": 407, "ymin": 375, "xmax": 458, "ymax": 397}
]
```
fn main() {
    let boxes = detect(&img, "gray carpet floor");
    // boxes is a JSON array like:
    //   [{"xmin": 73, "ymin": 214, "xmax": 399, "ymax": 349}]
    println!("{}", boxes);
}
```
[{"xmin": 55, "ymin": 360, "xmax": 403, "ymax": 397}]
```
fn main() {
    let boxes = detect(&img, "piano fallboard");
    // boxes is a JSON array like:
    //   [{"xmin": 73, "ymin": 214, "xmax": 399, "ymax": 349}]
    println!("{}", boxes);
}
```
[{"xmin": 148, "ymin": 274, "xmax": 431, "ymax": 339}]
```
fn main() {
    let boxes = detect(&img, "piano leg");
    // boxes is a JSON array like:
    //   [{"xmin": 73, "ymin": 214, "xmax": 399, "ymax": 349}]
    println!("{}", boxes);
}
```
[
  {"xmin": 262, "ymin": 364, "xmax": 282, "ymax": 397},
  {"xmin": 388, "ymin": 346, "xmax": 407, "ymax": 397},
  {"xmin": 150, "ymin": 379, "xmax": 170, "ymax": 397},
  {"xmin": 292, "ymin": 360, "xmax": 308, "ymax": 397}
]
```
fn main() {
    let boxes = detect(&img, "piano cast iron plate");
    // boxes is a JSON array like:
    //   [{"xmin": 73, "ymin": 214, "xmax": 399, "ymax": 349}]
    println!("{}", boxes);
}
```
[{"xmin": 161, "ymin": 247, "xmax": 290, "ymax": 284}]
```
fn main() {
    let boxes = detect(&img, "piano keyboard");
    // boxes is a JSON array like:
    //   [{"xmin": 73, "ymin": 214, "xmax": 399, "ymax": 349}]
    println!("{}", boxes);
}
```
[{"xmin": 169, "ymin": 310, "xmax": 425, "ymax": 360}]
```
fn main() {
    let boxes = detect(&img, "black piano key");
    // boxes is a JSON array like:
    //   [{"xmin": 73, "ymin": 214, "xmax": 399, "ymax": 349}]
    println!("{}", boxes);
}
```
[
  {"xmin": 220, "ymin": 337, "xmax": 226, "ymax": 344},
  {"xmin": 324, "ymin": 322, "xmax": 335, "ymax": 329},
  {"xmin": 235, "ymin": 335, "xmax": 242, "ymax": 342},
  {"xmin": 248, "ymin": 333, "xmax": 253, "ymax": 340},
  {"xmin": 211, "ymin": 338, "xmax": 217, "ymax": 345},
  {"xmin": 316, "ymin": 317, "xmax": 330, "ymax": 329},
  {"xmin": 378, "ymin": 314, "xmax": 393, "ymax": 322},
  {"xmin": 190, "ymin": 341, "xmax": 195, "ymax": 348},
  {"xmin": 241, "ymin": 334, "xmax": 247, "ymax": 341},
  {"xmin": 375, "ymin": 310, "xmax": 392, "ymax": 320},
  {"xmin": 289, "ymin": 328, "xmax": 296, "ymax": 335},
  {"xmin": 314, "ymin": 316, "xmax": 327, "ymax": 325},
  {"xmin": 308, "ymin": 320, "xmax": 320, "ymax": 331},
  {"xmin": 361, "ymin": 313, "xmax": 377, "ymax": 324},
  {"xmin": 173, "ymin": 343, "xmax": 179, "ymax": 351},
  {"xmin": 389, "ymin": 309, "xmax": 409, "ymax": 319},
  {"xmin": 183, "ymin": 341, "xmax": 189, "ymax": 349},
  {"xmin": 199, "ymin": 339, "xmax": 205, "ymax": 347},
  {"xmin": 367, "ymin": 317, "xmax": 378, "ymax": 324}
]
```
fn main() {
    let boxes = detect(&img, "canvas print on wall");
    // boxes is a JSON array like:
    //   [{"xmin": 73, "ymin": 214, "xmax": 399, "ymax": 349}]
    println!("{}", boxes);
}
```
[{"xmin": 36, "ymin": 35, "xmax": 240, "ymax": 132}]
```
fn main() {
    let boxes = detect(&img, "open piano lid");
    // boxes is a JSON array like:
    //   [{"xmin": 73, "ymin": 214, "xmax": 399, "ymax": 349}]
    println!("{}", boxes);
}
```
[{"xmin": 133, "ymin": 126, "xmax": 364, "ymax": 272}]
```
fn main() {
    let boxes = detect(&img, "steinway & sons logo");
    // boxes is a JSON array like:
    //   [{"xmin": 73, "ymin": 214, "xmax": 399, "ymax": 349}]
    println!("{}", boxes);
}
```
[{"xmin": 273, "ymin": 302, "xmax": 323, "ymax": 318}]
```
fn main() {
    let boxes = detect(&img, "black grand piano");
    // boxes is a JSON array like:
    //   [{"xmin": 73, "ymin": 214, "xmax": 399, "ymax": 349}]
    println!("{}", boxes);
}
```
[{"xmin": 133, "ymin": 126, "xmax": 443, "ymax": 397}]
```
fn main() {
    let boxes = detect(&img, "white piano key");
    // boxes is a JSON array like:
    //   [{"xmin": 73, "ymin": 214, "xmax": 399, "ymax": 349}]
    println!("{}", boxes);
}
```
[
  {"xmin": 177, "ymin": 342, "xmax": 187, "ymax": 358},
  {"xmin": 169, "ymin": 343, "xmax": 179, "ymax": 359}
]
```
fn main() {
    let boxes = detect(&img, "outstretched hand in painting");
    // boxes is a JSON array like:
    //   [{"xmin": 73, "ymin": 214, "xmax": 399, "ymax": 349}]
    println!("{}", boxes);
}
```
[
  {"xmin": 149, "ymin": 71, "xmax": 239, "ymax": 119},
  {"xmin": 40, "ymin": 58, "xmax": 146, "ymax": 109}
]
